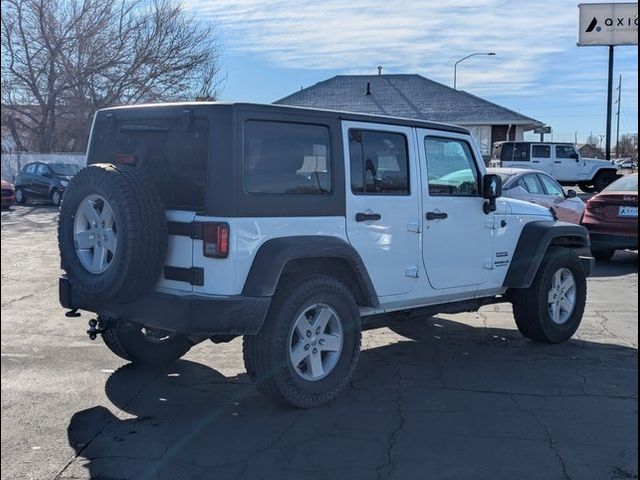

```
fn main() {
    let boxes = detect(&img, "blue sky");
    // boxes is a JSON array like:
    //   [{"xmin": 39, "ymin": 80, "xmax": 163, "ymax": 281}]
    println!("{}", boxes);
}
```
[{"xmin": 190, "ymin": 0, "xmax": 638, "ymax": 144}]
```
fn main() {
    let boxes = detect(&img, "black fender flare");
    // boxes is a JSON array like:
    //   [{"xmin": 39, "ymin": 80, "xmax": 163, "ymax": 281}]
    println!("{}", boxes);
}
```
[
  {"xmin": 503, "ymin": 221, "xmax": 590, "ymax": 289},
  {"xmin": 242, "ymin": 236, "xmax": 379, "ymax": 307}
]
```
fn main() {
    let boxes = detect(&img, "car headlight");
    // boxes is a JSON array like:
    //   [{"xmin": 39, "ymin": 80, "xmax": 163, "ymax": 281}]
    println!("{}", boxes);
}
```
[{"xmin": 60, "ymin": 180, "xmax": 69, "ymax": 187}]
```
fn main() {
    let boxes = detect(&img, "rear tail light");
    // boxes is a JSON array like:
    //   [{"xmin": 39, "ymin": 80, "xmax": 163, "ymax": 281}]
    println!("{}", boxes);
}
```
[
  {"xmin": 585, "ymin": 200, "xmax": 604, "ymax": 214},
  {"xmin": 202, "ymin": 222, "xmax": 229, "ymax": 258}
]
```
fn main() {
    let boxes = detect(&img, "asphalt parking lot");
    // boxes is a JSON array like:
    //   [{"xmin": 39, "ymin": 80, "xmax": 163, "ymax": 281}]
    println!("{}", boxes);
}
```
[{"xmin": 1, "ymin": 205, "xmax": 637, "ymax": 480}]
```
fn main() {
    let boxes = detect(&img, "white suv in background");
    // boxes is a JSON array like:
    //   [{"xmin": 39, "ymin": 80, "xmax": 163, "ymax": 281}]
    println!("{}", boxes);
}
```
[
  {"xmin": 491, "ymin": 141, "xmax": 619, "ymax": 192},
  {"xmin": 58, "ymin": 103, "xmax": 593, "ymax": 408}
]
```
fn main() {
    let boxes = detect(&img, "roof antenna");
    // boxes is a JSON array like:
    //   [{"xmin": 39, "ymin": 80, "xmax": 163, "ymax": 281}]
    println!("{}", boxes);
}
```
[
  {"xmin": 366, "ymin": 82, "xmax": 371, "ymax": 96},
  {"xmin": 377, "ymin": 66, "xmax": 382, "ymax": 75}
]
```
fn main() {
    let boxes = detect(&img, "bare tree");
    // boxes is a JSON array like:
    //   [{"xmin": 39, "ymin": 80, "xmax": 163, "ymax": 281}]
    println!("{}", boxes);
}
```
[
  {"xmin": 1, "ymin": 0, "xmax": 223, "ymax": 152},
  {"xmin": 586, "ymin": 133, "xmax": 600, "ymax": 147},
  {"xmin": 617, "ymin": 133, "xmax": 638, "ymax": 163}
]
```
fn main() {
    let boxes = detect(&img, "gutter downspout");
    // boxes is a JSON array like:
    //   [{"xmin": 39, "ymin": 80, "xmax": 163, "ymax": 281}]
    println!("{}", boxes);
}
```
[{"xmin": 506, "ymin": 123, "xmax": 512, "ymax": 141}]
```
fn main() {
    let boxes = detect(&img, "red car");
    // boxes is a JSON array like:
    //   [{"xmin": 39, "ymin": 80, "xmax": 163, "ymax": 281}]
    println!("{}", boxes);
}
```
[
  {"xmin": 1, "ymin": 180, "xmax": 16, "ymax": 209},
  {"xmin": 581, "ymin": 173, "xmax": 638, "ymax": 261}
]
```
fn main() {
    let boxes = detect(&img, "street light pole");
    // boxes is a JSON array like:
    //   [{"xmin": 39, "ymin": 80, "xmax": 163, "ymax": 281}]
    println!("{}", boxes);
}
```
[{"xmin": 453, "ymin": 52, "xmax": 496, "ymax": 90}]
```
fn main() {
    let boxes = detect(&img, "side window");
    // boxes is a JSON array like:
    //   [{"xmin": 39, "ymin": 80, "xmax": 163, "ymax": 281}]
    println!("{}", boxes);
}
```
[
  {"xmin": 538, "ymin": 174, "xmax": 565, "ymax": 197},
  {"xmin": 501, "ymin": 143, "xmax": 530, "ymax": 162},
  {"xmin": 244, "ymin": 121, "xmax": 331, "ymax": 195},
  {"xmin": 424, "ymin": 137, "xmax": 479, "ymax": 196},
  {"xmin": 556, "ymin": 145, "xmax": 577, "ymax": 159},
  {"xmin": 519, "ymin": 174, "xmax": 545, "ymax": 195},
  {"xmin": 349, "ymin": 129, "xmax": 409, "ymax": 195},
  {"xmin": 532, "ymin": 145, "xmax": 551, "ymax": 158},
  {"xmin": 24, "ymin": 164, "xmax": 35, "ymax": 175},
  {"xmin": 36, "ymin": 164, "xmax": 49, "ymax": 176}
]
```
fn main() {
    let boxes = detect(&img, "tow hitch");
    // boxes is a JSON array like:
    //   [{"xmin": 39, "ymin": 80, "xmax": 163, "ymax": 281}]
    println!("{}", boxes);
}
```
[{"xmin": 87, "ymin": 318, "xmax": 107, "ymax": 340}]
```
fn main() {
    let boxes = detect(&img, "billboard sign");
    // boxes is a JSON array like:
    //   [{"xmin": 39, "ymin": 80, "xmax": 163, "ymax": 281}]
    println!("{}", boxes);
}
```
[{"xmin": 578, "ymin": 3, "xmax": 638, "ymax": 46}]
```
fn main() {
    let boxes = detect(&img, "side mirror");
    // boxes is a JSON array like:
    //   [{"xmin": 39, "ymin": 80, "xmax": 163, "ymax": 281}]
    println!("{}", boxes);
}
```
[
  {"xmin": 566, "ymin": 189, "xmax": 577, "ymax": 198},
  {"xmin": 482, "ymin": 174, "xmax": 503, "ymax": 214},
  {"xmin": 570, "ymin": 153, "xmax": 580, "ymax": 162}
]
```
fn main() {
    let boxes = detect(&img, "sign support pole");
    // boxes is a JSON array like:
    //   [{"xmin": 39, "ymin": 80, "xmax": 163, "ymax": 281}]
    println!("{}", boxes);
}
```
[{"xmin": 605, "ymin": 45, "xmax": 614, "ymax": 161}]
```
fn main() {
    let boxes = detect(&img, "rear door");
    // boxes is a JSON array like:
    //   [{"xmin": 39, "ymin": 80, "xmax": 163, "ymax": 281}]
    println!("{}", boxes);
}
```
[
  {"xmin": 34, "ymin": 163, "xmax": 52, "ymax": 199},
  {"xmin": 343, "ymin": 121, "xmax": 421, "ymax": 297},
  {"xmin": 531, "ymin": 144, "xmax": 553, "ymax": 174}
]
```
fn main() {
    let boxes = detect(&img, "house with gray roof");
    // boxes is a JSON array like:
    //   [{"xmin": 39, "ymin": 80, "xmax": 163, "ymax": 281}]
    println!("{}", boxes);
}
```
[{"xmin": 275, "ymin": 74, "xmax": 544, "ymax": 160}]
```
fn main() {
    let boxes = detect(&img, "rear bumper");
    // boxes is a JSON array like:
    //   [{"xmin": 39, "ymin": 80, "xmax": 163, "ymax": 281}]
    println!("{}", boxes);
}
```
[
  {"xmin": 59, "ymin": 276, "xmax": 271, "ymax": 336},
  {"xmin": 589, "ymin": 233, "xmax": 638, "ymax": 250}
]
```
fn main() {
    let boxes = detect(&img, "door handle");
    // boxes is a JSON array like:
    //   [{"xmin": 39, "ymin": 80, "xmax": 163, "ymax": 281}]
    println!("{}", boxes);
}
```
[
  {"xmin": 355, "ymin": 212, "xmax": 381, "ymax": 222},
  {"xmin": 426, "ymin": 211, "xmax": 448, "ymax": 220},
  {"xmin": 554, "ymin": 161, "xmax": 562, "ymax": 164}
]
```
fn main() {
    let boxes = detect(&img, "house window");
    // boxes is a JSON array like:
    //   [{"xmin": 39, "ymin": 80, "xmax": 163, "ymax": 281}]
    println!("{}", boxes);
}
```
[{"xmin": 468, "ymin": 126, "xmax": 492, "ymax": 157}]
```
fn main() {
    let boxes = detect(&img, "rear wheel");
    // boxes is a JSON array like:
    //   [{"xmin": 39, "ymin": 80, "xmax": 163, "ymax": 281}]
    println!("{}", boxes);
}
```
[
  {"xmin": 243, "ymin": 275, "xmax": 361, "ymax": 408},
  {"xmin": 592, "ymin": 247, "xmax": 615, "ymax": 261},
  {"xmin": 511, "ymin": 247, "xmax": 587, "ymax": 343},
  {"xmin": 102, "ymin": 323, "xmax": 192, "ymax": 365}
]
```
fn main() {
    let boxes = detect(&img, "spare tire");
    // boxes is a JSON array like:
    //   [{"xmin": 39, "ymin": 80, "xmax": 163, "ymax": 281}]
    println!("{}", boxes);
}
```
[{"xmin": 58, "ymin": 163, "xmax": 167, "ymax": 304}]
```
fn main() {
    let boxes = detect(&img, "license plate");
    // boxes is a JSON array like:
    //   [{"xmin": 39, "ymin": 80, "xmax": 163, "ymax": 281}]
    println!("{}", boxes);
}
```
[{"xmin": 618, "ymin": 206, "xmax": 638, "ymax": 218}]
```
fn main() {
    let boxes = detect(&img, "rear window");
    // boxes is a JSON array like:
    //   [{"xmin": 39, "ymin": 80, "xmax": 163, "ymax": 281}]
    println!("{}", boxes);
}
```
[
  {"xmin": 89, "ymin": 113, "xmax": 210, "ymax": 210},
  {"xmin": 604, "ymin": 175, "xmax": 638, "ymax": 192},
  {"xmin": 244, "ymin": 121, "xmax": 331, "ymax": 195}
]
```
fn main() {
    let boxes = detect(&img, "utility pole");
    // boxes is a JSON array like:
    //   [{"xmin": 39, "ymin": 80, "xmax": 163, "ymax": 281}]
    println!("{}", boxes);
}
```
[
  {"xmin": 575, "ymin": 131, "xmax": 578, "ymax": 145},
  {"xmin": 615, "ymin": 75, "xmax": 622, "ymax": 159}
]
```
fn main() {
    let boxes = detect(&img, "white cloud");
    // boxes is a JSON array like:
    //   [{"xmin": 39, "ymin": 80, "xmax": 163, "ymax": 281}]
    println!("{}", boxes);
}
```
[{"xmin": 189, "ymin": 0, "xmax": 638, "ymax": 106}]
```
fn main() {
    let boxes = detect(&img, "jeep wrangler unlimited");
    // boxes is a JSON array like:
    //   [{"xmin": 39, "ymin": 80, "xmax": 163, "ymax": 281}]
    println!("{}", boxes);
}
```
[
  {"xmin": 58, "ymin": 103, "xmax": 593, "ymax": 408},
  {"xmin": 490, "ymin": 141, "xmax": 619, "ymax": 193}
]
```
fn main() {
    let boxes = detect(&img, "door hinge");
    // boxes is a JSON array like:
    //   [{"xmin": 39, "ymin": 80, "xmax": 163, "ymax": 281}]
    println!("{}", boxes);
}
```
[
  {"xmin": 407, "ymin": 221, "xmax": 420, "ymax": 233},
  {"xmin": 482, "ymin": 259, "xmax": 494, "ymax": 270},
  {"xmin": 405, "ymin": 265, "xmax": 419, "ymax": 278}
]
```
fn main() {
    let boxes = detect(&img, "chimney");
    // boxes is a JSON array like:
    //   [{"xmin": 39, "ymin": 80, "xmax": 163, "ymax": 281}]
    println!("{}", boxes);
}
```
[
  {"xmin": 377, "ymin": 66, "xmax": 382, "ymax": 75},
  {"xmin": 365, "ymin": 82, "xmax": 371, "ymax": 95}
]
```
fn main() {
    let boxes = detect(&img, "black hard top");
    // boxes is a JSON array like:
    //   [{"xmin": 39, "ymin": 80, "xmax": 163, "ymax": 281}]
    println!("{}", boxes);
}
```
[{"xmin": 100, "ymin": 101, "xmax": 470, "ymax": 135}]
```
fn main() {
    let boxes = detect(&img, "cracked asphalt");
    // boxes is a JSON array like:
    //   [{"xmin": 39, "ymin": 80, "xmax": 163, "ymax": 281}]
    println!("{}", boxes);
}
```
[{"xmin": 1, "ymin": 205, "xmax": 638, "ymax": 480}]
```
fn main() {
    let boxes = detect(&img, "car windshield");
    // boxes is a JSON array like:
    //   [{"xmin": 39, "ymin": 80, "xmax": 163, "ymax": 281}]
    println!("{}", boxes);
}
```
[
  {"xmin": 604, "ymin": 175, "xmax": 638, "ymax": 192},
  {"xmin": 49, "ymin": 163, "xmax": 80, "ymax": 176}
]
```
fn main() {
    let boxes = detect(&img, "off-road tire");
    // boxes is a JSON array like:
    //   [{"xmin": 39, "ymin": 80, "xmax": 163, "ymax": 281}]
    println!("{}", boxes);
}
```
[
  {"xmin": 243, "ymin": 274, "xmax": 362, "ymax": 408},
  {"xmin": 593, "ymin": 171, "xmax": 618, "ymax": 192},
  {"xmin": 102, "ymin": 325, "xmax": 192, "ymax": 364},
  {"xmin": 58, "ymin": 164, "xmax": 167, "ymax": 304},
  {"xmin": 15, "ymin": 188, "xmax": 26, "ymax": 204},
  {"xmin": 592, "ymin": 247, "xmax": 615, "ymax": 261},
  {"xmin": 511, "ymin": 247, "xmax": 587, "ymax": 343}
]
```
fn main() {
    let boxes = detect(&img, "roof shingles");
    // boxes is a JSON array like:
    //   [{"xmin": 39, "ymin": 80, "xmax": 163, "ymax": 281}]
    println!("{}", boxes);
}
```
[{"xmin": 275, "ymin": 74, "xmax": 543, "ymax": 128}]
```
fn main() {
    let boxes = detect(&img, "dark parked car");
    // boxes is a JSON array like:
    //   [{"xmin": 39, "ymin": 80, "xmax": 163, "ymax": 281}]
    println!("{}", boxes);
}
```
[
  {"xmin": 14, "ymin": 162, "xmax": 81, "ymax": 206},
  {"xmin": 581, "ymin": 173, "xmax": 638, "ymax": 261}
]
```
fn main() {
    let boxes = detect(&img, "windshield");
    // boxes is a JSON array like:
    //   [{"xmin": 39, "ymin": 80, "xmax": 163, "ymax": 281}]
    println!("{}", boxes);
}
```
[
  {"xmin": 49, "ymin": 163, "xmax": 80, "ymax": 176},
  {"xmin": 604, "ymin": 175, "xmax": 638, "ymax": 192}
]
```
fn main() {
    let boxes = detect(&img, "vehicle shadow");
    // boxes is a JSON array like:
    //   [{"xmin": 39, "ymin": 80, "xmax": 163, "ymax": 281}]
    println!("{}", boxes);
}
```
[
  {"xmin": 66, "ymin": 318, "xmax": 638, "ymax": 480},
  {"xmin": 590, "ymin": 249, "xmax": 638, "ymax": 278}
]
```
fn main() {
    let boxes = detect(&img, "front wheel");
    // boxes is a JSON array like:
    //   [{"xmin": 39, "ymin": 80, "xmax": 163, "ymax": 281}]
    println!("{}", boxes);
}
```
[
  {"xmin": 511, "ymin": 247, "xmax": 587, "ymax": 343},
  {"xmin": 102, "ymin": 323, "xmax": 192, "ymax": 365},
  {"xmin": 594, "ymin": 171, "xmax": 618, "ymax": 192},
  {"xmin": 51, "ymin": 189, "xmax": 62, "ymax": 206},
  {"xmin": 243, "ymin": 275, "xmax": 362, "ymax": 408},
  {"xmin": 15, "ymin": 188, "xmax": 26, "ymax": 204}
]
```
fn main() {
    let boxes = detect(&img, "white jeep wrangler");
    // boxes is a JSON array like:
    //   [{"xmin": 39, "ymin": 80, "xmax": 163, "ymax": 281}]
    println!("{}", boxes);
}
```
[
  {"xmin": 490, "ymin": 141, "xmax": 619, "ymax": 192},
  {"xmin": 58, "ymin": 103, "xmax": 593, "ymax": 408}
]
